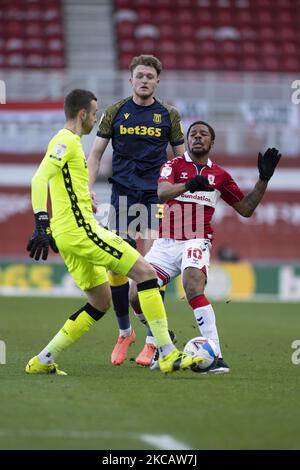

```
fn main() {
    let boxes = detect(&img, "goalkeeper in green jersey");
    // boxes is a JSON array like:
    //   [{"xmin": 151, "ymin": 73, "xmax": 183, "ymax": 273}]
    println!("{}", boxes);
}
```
[{"xmin": 25, "ymin": 88, "xmax": 202, "ymax": 375}]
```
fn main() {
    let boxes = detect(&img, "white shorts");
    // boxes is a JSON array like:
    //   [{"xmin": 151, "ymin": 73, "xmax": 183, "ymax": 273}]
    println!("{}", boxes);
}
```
[{"xmin": 144, "ymin": 238, "xmax": 211, "ymax": 286}]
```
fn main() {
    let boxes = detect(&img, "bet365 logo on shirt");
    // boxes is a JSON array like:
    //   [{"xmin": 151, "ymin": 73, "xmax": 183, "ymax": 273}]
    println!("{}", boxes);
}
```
[{"xmin": 120, "ymin": 124, "xmax": 161, "ymax": 137}]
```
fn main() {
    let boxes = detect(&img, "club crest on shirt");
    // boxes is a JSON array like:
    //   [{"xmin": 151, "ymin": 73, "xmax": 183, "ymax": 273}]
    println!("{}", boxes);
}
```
[
  {"xmin": 207, "ymin": 174, "xmax": 215, "ymax": 185},
  {"xmin": 153, "ymin": 113, "xmax": 161, "ymax": 123},
  {"xmin": 124, "ymin": 113, "xmax": 130, "ymax": 119},
  {"xmin": 53, "ymin": 143, "xmax": 67, "ymax": 157},
  {"xmin": 160, "ymin": 165, "xmax": 172, "ymax": 178}
]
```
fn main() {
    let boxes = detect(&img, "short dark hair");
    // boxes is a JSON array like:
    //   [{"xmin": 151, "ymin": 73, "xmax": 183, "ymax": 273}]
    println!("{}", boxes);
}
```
[
  {"xmin": 187, "ymin": 120, "xmax": 215, "ymax": 141},
  {"xmin": 64, "ymin": 89, "xmax": 97, "ymax": 119},
  {"xmin": 129, "ymin": 54, "xmax": 162, "ymax": 76}
]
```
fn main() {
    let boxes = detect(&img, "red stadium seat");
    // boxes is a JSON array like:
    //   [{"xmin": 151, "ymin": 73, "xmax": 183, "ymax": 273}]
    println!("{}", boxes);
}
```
[
  {"xmin": 280, "ymin": 10, "xmax": 294, "ymax": 26},
  {"xmin": 5, "ymin": 51, "xmax": 25, "ymax": 68},
  {"xmin": 0, "ymin": 52, "xmax": 5, "ymax": 68},
  {"xmin": 258, "ymin": 27, "xmax": 276, "ymax": 41},
  {"xmin": 139, "ymin": 37, "xmax": 159, "ymax": 54},
  {"xmin": 159, "ymin": 53, "xmax": 177, "ymax": 69},
  {"xmin": 115, "ymin": 0, "xmax": 134, "ymax": 7},
  {"xmin": 260, "ymin": 41, "xmax": 279, "ymax": 57},
  {"xmin": 25, "ymin": 37, "xmax": 45, "ymax": 53},
  {"xmin": 281, "ymin": 56, "xmax": 300, "ymax": 72},
  {"xmin": 180, "ymin": 39, "xmax": 195, "ymax": 54},
  {"xmin": 159, "ymin": 24, "xmax": 174, "ymax": 39},
  {"xmin": 25, "ymin": 53, "xmax": 45, "ymax": 68},
  {"xmin": 235, "ymin": 10, "xmax": 254, "ymax": 27},
  {"xmin": 176, "ymin": 8, "xmax": 194, "ymax": 24},
  {"xmin": 216, "ymin": 9, "xmax": 234, "ymax": 26},
  {"xmin": 119, "ymin": 38, "xmax": 137, "ymax": 53},
  {"xmin": 241, "ymin": 40, "xmax": 258, "ymax": 56},
  {"xmin": 152, "ymin": 8, "xmax": 173, "ymax": 25},
  {"xmin": 43, "ymin": 1, "xmax": 62, "ymax": 21},
  {"xmin": 198, "ymin": 39, "xmax": 218, "ymax": 55},
  {"xmin": 24, "ymin": 21, "xmax": 44, "ymax": 37},
  {"xmin": 25, "ymin": 3, "xmax": 43, "ymax": 21},
  {"xmin": 222, "ymin": 55, "xmax": 241, "ymax": 71},
  {"xmin": 5, "ymin": 21, "xmax": 23, "ymax": 37},
  {"xmin": 1, "ymin": 0, "xmax": 64, "ymax": 70},
  {"xmin": 220, "ymin": 39, "xmax": 240, "ymax": 55},
  {"xmin": 242, "ymin": 56, "xmax": 260, "ymax": 72},
  {"xmin": 280, "ymin": 27, "xmax": 297, "ymax": 42},
  {"xmin": 44, "ymin": 20, "xmax": 63, "ymax": 36},
  {"xmin": 135, "ymin": 0, "xmax": 154, "ymax": 6},
  {"xmin": 155, "ymin": 0, "xmax": 174, "ymax": 6},
  {"xmin": 117, "ymin": 21, "xmax": 136, "ymax": 38},
  {"xmin": 180, "ymin": 54, "xmax": 199, "ymax": 70},
  {"xmin": 47, "ymin": 36, "xmax": 64, "ymax": 52},
  {"xmin": 281, "ymin": 41, "xmax": 298, "ymax": 57},
  {"xmin": 177, "ymin": 24, "xmax": 195, "ymax": 40},
  {"xmin": 262, "ymin": 56, "xmax": 280, "ymax": 72},
  {"xmin": 137, "ymin": 8, "xmax": 153, "ymax": 23},
  {"xmin": 115, "ymin": 0, "xmax": 300, "ymax": 72},
  {"xmin": 257, "ymin": 10, "xmax": 273, "ymax": 26},
  {"xmin": 160, "ymin": 40, "xmax": 177, "ymax": 54},
  {"xmin": 201, "ymin": 56, "xmax": 220, "ymax": 71}
]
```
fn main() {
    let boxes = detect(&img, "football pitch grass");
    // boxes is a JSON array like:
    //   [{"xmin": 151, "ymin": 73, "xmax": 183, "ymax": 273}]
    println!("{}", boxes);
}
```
[{"xmin": 0, "ymin": 296, "xmax": 300, "ymax": 450}]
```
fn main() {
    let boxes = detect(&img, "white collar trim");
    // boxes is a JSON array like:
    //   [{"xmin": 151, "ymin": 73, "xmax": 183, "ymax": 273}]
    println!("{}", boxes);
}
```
[{"xmin": 184, "ymin": 151, "xmax": 213, "ymax": 168}]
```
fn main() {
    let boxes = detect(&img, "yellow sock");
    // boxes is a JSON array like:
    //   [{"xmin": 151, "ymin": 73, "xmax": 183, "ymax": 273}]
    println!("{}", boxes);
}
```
[
  {"xmin": 45, "ymin": 312, "xmax": 96, "ymax": 357},
  {"xmin": 44, "ymin": 304, "xmax": 104, "ymax": 358},
  {"xmin": 108, "ymin": 272, "xmax": 128, "ymax": 287},
  {"xmin": 137, "ymin": 287, "xmax": 171, "ymax": 348},
  {"xmin": 62, "ymin": 312, "xmax": 96, "ymax": 342}
]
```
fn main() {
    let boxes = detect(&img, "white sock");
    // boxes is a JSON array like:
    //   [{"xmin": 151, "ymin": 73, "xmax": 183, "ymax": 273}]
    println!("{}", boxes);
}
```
[
  {"xmin": 158, "ymin": 343, "xmax": 176, "ymax": 358},
  {"xmin": 190, "ymin": 295, "xmax": 222, "ymax": 357},
  {"xmin": 145, "ymin": 335, "xmax": 156, "ymax": 346},
  {"xmin": 38, "ymin": 349, "xmax": 54, "ymax": 364},
  {"xmin": 119, "ymin": 326, "xmax": 132, "ymax": 337}
]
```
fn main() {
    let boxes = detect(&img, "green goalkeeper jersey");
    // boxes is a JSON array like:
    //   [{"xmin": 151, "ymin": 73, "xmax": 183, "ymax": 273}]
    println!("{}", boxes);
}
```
[{"xmin": 31, "ymin": 128, "xmax": 94, "ymax": 237}]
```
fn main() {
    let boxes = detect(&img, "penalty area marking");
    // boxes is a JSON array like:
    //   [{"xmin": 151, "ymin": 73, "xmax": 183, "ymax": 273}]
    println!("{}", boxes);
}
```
[{"xmin": 0, "ymin": 429, "xmax": 192, "ymax": 450}]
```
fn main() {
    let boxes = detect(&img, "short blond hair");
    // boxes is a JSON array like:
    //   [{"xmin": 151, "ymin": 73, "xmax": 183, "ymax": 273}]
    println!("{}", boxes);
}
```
[{"xmin": 129, "ymin": 55, "xmax": 162, "ymax": 76}]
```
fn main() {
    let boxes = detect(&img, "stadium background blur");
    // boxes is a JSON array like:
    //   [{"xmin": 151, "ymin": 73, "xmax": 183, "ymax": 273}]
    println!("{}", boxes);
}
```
[{"xmin": 0, "ymin": 0, "xmax": 299, "ymax": 302}]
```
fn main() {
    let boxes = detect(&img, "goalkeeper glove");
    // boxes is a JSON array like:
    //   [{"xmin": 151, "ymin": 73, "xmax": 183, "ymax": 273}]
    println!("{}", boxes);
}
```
[
  {"xmin": 258, "ymin": 148, "xmax": 281, "ymax": 182},
  {"xmin": 185, "ymin": 175, "xmax": 214, "ymax": 193},
  {"xmin": 27, "ymin": 211, "xmax": 59, "ymax": 261}
]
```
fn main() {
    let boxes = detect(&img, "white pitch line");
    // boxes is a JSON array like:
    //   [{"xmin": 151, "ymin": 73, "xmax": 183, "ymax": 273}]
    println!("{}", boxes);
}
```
[
  {"xmin": 141, "ymin": 434, "xmax": 192, "ymax": 450},
  {"xmin": 0, "ymin": 429, "xmax": 192, "ymax": 450}
]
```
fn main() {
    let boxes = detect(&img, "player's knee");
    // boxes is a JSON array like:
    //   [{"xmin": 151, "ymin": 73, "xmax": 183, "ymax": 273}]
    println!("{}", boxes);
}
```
[
  {"xmin": 129, "ymin": 258, "xmax": 157, "ymax": 283},
  {"xmin": 142, "ymin": 263, "xmax": 157, "ymax": 281},
  {"xmin": 91, "ymin": 295, "xmax": 112, "ymax": 313}
]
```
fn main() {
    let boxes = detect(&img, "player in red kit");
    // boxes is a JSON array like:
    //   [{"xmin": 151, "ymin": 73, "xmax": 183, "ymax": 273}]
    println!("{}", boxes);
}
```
[{"xmin": 130, "ymin": 120, "xmax": 281, "ymax": 373}]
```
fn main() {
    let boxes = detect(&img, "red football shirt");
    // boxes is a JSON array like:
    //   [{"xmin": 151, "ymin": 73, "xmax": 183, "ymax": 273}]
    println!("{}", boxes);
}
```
[{"xmin": 158, "ymin": 152, "xmax": 244, "ymax": 240}]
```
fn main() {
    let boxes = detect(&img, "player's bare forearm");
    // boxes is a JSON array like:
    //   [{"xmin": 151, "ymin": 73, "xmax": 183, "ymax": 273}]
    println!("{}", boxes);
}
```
[
  {"xmin": 172, "ymin": 143, "xmax": 185, "ymax": 157},
  {"xmin": 87, "ymin": 151, "xmax": 101, "ymax": 190},
  {"xmin": 87, "ymin": 153, "xmax": 99, "ymax": 213},
  {"xmin": 158, "ymin": 181, "xmax": 187, "ymax": 202},
  {"xmin": 233, "ymin": 179, "xmax": 268, "ymax": 217},
  {"xmin": 87, "ymin": 136, "xmax": 109, "ymax": 190}
]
